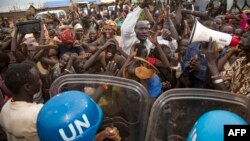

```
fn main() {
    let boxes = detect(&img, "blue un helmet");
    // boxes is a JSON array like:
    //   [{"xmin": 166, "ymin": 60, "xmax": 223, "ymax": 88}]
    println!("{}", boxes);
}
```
[
  {"xmin": 187, "ymin": 110, "xmax": 248, "ymax": 141},
  {"xmin": 37, "ymin": 90, "xmax": 103, "ymax": 141}
]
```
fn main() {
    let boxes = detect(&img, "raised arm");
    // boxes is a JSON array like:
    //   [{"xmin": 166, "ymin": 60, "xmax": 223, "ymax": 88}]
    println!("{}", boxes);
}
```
[
  {"xmin": 11, "ymin": 27, "xmax": 26, "ymax": 62},
  {"xmin": 121, "ymin": 6, "xmax": 143, "ymax": 36},
  {"xmin": 144, "ymin": 7, "xmax": 155, "ymax": 27},
  {"xmin": 116, "ymin": 47, "xmax": 136, "ymax": 77},
  {"xmin": 39, "ymin": 21, "xmax": 45, "ymax": 45},
  {"xmin": 83, "ymin": 40, "xmax": 114, "ymax": 71},
  {"xmin": 121, "ymin": 3, "xmax": 145, "ymax": 54},
  {"xmin": 205, "ymin": 38, "xmax": 229, "ymax": 91},
  {"xmin": 33, "ymin": 49, "xmax": 46, "ymax": 62},
  {"xmin": 163, "ymin": 5, "xmax": 179, "ymax": 40},
  {"xmin": 148, "ymin": 30, "xmax": 170, "ymax": 68}
]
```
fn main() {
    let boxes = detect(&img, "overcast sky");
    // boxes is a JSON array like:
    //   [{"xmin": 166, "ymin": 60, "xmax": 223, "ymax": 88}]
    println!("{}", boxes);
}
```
[
  {"xmin": 0, "ymin": 0, "xmax": 115, "ymax": 13},
  {"xmin": 0, "ymin": 0, "xmax": 46, "ymax": 12}
]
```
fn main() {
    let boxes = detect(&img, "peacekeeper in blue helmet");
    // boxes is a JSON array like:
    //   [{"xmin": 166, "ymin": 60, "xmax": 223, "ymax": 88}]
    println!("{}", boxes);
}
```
[
  {"xmin": 187, "ymin": 110, "xmax": 248, "ymax": 141},
  {"xmin": 37, "ymin": 90, "xmax": 121, "ymax": 141},
  {"xmin": 0, "ymin": 63, "xmax": 121, "ymax": 141}
]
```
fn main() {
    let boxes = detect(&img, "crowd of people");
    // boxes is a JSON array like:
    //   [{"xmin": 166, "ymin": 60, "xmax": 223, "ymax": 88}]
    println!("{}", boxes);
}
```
[{"xmin": 0, "ymin": 0, "xmax": 250, "ymax": 140}]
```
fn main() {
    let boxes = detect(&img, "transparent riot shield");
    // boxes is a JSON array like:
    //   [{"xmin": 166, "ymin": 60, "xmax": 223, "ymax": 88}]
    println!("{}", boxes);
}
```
[
  {"xmin": 49, "ymin": 74, "xmax": 150, "ymax": 141},
  {"xmin": 145, "ymin": 89, "xmax": 250, "ymax": 141}
]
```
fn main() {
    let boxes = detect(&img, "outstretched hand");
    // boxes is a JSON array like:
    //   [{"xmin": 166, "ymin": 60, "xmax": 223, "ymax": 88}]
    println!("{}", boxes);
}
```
[
  {"xmin": 205, "ymin": 37, "xmax": 219, "ymax": 66},
  {"xmin": 105, "ymin": 127, "xmax": 121, "ymax": 141},
  {"xmin": 95, "ymin": 126, "xmax": 121, "ymax": 141},
  {"xmin": 104, "ymin": 61, "xmax": 119, "ymax": 76}
]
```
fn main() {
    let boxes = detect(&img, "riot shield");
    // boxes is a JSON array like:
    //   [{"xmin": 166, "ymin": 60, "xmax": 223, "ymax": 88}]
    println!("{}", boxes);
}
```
[
  {"xmin": 145, "ymin": 89, "xmax": 250, "ymax": 141},
  {"xmin": 49, "ymin": 74, "xmax": 150, "ymax": 141}
]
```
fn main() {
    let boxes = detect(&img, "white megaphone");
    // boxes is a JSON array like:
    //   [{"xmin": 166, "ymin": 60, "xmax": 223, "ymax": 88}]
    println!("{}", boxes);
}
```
[{"xmin": 190, "ymin": 20, "xmax": 240, "ymax": 47}]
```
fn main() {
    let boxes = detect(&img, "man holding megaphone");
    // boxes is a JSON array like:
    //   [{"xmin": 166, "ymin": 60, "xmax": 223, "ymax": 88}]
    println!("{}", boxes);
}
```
[
  {"xmin": 205, "ymin": 30, "xmax": 250, "ymax": 98},
  {"xmin": 182, "ymin": 19, "xmax": 243, "ymax": 88}
]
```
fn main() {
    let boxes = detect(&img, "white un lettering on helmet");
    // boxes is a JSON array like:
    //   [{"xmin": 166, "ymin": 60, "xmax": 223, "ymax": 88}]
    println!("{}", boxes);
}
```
[{"xmin": 59, "ymin": 114, "xmax": 90, "ymax": 140}]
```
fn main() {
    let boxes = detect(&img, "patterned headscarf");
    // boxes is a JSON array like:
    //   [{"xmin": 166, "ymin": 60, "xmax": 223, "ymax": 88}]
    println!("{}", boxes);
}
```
[
  {"xmin": 102, "ymin": 20, "xmax": 117, "ymax": 32},
  {"xmin": 60, "ymin": 29, "xmax": 76, "ymax": 45}
]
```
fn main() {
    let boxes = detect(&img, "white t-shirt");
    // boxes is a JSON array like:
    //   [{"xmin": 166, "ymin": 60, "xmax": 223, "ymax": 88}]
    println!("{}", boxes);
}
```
[
  {"xmin": 0, "ymin": 100, "xmax": 43, "ymax": 141},
  {"xmin": 157, "ymin": 36, "xmax": 178, "ymax": 53}
]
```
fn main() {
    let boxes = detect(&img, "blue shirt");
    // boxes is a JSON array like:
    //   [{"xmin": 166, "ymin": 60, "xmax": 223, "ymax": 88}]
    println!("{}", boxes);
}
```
[
  {"xmin": 147, "ymin": 74, "xmax": 162, "ymax": 98},
  {"xmin": 181, "ymin": 42, "xmax": 208, "ymax": 88}
]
